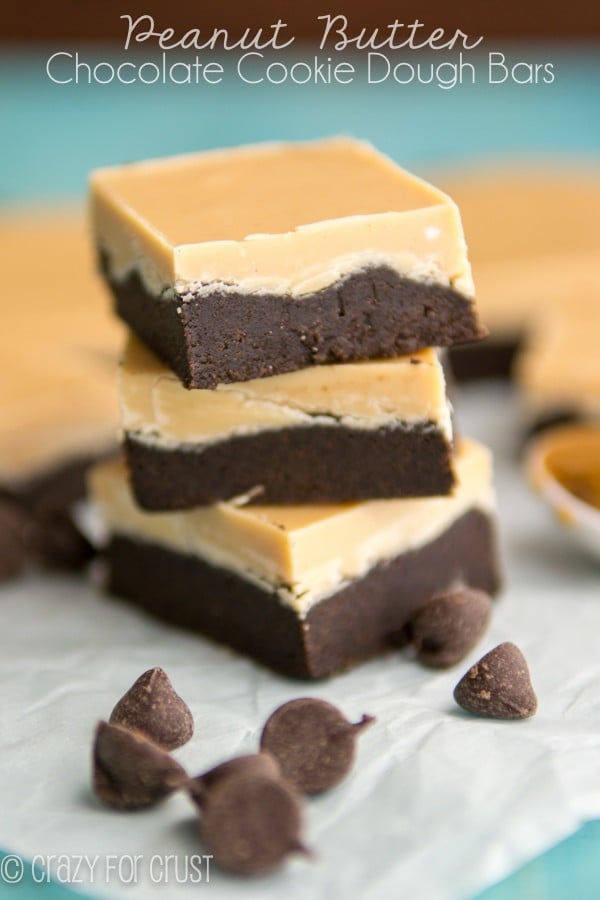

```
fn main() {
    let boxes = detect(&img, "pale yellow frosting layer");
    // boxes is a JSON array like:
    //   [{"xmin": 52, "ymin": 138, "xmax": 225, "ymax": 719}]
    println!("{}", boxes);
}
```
[
  {"xmin": 91, "ymin": 138, "xmax": 475, "ymax": 299},
  {"xmin": 0, "ymin": 209, "xmax": 121, "ymax": 484},
  {"xmin": 120, "ymin": 337, "xmax": 452, "ymax": 446},
  {"xmin": 89, "ymin": 438, "xmax": 493, "ymax": 615}
]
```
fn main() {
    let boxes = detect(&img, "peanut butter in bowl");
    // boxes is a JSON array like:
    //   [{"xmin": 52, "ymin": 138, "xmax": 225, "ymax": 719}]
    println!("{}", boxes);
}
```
[{"xmin": 526, "ymin": 424, "xmax": 600, "ymax": 561}]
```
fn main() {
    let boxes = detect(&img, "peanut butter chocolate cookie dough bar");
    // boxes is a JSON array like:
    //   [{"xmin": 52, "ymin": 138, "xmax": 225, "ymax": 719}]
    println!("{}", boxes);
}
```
[
  {"xmin": 89, "ymin": 439, "xmax": 500, "ymax": 678},
  {"xmin": 91, "ymin": 138, "xmax": 485, "ymax": 389},
  {"xmin": 0, "ymin": 211, "xmax": 121, "ymax": 578},
  {"xmin": 120, "ymin": 338, "xmax": 455, "ymax": 508}
]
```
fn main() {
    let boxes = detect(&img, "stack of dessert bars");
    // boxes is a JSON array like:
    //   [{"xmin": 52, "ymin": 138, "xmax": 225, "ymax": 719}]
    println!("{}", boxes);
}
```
[{"xmin": 88, "ymin": 138, "xmax": 501, "ymax": 679}]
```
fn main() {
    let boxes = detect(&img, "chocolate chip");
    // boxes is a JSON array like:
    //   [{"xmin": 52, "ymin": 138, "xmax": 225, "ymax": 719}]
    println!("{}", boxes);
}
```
[
  {"xmin": 454, "ymin": 642, "xmax": 538, "ymax": 719},
  {"xmin": 200, "ymin": 769, "xmax": 309, "ymax": 876},
  {"xmin": 92, "ymin": 721, "xmax": 187, "ymax": 810},
  {"xmin": 109, "ymin": 667, "xmax": 194, "ymax": 751},
  {"xmin": 25, "ymin": 509, "xmax": 94, "ymax": 571},
  {"xmin": 260, "ymin": 698, "xmax": 375, "ymax": 795},
  {"xmin": 410, "ymin": 588, "xmax": 493, "ymax": 669},
  {"xmin": 0, "ymin": 499, "xmax": 27, "ymax": 583},
  {"xmin": 189, "ymin": 753, "xmax": 280, "ymax": 808}
]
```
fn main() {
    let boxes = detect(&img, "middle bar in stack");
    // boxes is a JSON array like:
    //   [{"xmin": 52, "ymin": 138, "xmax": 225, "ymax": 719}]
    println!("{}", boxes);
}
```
[{"xmin": 120, "ymin": 336, "xmax": 454, "ymax": 508}]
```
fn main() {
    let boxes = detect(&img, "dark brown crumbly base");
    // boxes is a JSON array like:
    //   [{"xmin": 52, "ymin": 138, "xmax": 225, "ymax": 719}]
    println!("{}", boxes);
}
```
[
  {"xmin": 105, "ymin": 509, "xmax": 501, "ymax": 679},
  {"xmin": 449, "ymin": 337, "xmax": 521, "ymax": 381},
  {"xmin": 124, "ymin": 424, "xmax": 455, "ymax": 509},
  {"xmin": 100, "ymin": 255, "xmax": 486, "ymax": 389}
]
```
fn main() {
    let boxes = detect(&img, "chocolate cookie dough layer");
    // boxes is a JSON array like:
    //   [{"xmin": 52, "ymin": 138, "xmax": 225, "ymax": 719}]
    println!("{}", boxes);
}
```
[
  {"xmin": 89, "ymin": 439, "xmax": 500, "ymax": 677},
  {"xmin": 92, "ymin": 139, "xmax": 485, "ymax": 388},
  {"xmin": 125, "ymin": 428, "xmax": 454, "ymax": 509},
  {"xmin": 121, "ymin": 339, "xmax": 454, "ymax": 507},
  {"xmin": 107, "ymin": 263, "xmax": 482, "ymax": 390}
]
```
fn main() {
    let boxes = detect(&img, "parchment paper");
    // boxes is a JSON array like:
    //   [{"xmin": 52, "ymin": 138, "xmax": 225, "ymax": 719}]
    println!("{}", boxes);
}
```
[{"xmin": 1, "ymin": 382, "xmax": 599, "ymax": 900}]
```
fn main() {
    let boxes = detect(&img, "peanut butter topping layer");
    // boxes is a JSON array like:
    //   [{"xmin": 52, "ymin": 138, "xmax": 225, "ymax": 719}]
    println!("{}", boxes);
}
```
[
  {"xmin": 120, "ymin": 337, "xmax": 452, "ymax": 447},
  {"xmin": 0, "ymin": 210, "xmax": 121, "ymax": 484},
  {"xmin": 438, "ymin": 165, "xmax": 600, "ymax": 336},
  {"xmin": 89, "ymin": 438, "xmax": 493, "ymax": 615},
  {"xmin": 542, "ymin": 426, "xmax": 600, "ymax": 511},
  {"xmin": 516, "ymin": 296, "xmax": 600, "ymax": 417},
  {"xmin": 91, "ymin": 138, "xmax": 475, "ymax": 299}
]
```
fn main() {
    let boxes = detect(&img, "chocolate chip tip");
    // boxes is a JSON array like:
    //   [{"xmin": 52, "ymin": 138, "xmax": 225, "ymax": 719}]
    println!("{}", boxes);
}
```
[
  {"xmin": 354, "ymin": 713, "xmax": 376, "ymax": 733},
  {"xmin": 109, "ymin": 666, "xmax": 194, "ymax": 751},
  {"xmin": 289, "ymin": 838, "xmax": 314, "ymax": 860}
]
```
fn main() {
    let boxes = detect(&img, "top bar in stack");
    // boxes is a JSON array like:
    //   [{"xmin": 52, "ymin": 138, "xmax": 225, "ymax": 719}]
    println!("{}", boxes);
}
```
[{"xmin": 91, "ymin": 138, "xmax": 486, "ymax": 389}]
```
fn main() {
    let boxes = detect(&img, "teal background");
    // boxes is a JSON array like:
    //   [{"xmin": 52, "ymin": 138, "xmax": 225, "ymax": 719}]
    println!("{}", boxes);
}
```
[
  {"xmin": 1, "ymin": 44, "xmax": 599, "ymax": 900},
  {"xmin": 2, "ymin": 46, "xmax": 600, "ymax": 202}
]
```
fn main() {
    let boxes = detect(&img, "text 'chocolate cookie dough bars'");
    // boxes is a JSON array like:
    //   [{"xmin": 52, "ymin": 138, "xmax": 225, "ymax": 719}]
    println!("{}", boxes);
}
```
[{"xmin": 88, "ymin": 137, "xmax": 500, "ymax": 677}]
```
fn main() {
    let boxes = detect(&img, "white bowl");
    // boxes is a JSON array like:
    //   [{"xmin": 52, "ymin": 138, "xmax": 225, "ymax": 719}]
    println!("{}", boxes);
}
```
[{"xmin": 526, "ymin": 424, "xmax": 600, "ymax": 562}]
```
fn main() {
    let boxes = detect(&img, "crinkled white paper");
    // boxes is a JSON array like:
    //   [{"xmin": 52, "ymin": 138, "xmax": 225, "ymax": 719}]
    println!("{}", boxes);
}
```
[{"xmin": 1, "ymin": 383, "xmax": 600, "ymax": 900}]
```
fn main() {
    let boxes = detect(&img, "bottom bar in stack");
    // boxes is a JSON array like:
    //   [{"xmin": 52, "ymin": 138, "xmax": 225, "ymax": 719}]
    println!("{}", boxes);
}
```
[{"xmin": 89, "ymin": 438, "xmax": 501, "ymax": 679}]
